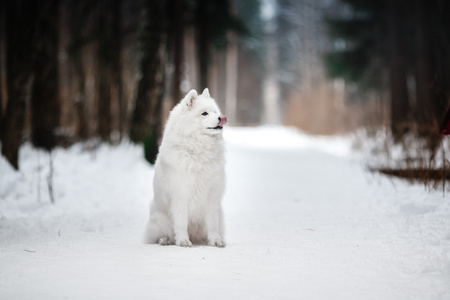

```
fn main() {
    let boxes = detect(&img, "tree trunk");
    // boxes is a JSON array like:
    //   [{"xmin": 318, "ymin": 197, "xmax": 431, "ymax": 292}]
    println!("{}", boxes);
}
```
[
  {"xmin": 432, "ymin": 0, "xmax": 450, "ymax": 126},
  {"xmin": 196, "ymin": 0, "xmax": 210, "ymax": 90},
  {"xmin": 225, "ymin": 32, "xmax": 237, "ymax": 124},
  {"xmin": 0, "ymin": 2, "xmax": 4, "ymax": 121},
  {"xmin": 111, "ymin": 0, "xmax": 124, "ymax": 139},
  {"xmin": 129, "ymin": 0, "xmax": 167, "ymax": 164},
  {"xmin": 413, "ymin": 0, "xmax": 444, "ymax": 154},
  {"xmin": 388, "ymin": 0, "xmax": 411, "ymax": 140},
  {"xmin": 97, "ymin": 0, "xmax": 114, "ymax": 140},
  {"xmin": 171, "ymin": 0, "xmax": 184, "ymax": 106},
  {"xmin": 96, "ymin": 0, "xmax": 122, "ymax": 141},
  {"xmin": 1, "ymin": 0, "xmax": 38, "ymax": 169},
  {"xmin": 414, "ymin": 0, "xmax": 435, "ymax": 132},
  {"xmin": 31, "ymin": 0, "xmax": 60, "ymax": 151},
  {"xmin": 68, "ymin": 0, "xmax": 90, "ymax": 140},
  {"xmin": 74, "ymin": 51, "xmax": 88, "ymax": 140}
]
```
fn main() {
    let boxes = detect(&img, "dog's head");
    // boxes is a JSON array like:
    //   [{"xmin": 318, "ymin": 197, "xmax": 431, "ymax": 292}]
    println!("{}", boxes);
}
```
[{"xmin": 182, "ymin": 88, "xmax": 227, "ymax": 136}]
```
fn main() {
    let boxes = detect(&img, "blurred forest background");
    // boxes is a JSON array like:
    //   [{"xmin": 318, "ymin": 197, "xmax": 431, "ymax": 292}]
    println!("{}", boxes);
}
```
[{"xmin": 0, "ymin": 0, "xmax": 450, "ymax": 171}]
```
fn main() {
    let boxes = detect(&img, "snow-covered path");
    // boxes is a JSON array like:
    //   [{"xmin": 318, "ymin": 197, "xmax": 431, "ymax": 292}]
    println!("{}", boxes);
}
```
[{"xmin": 1, "ymin": 127, "xmax": 449, "ymax": 299}]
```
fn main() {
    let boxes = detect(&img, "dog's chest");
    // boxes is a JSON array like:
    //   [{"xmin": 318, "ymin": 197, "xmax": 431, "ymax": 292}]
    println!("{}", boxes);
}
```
[{"xmin": 183, "ymin": 144, "xmax": 223, "ymax": 172}]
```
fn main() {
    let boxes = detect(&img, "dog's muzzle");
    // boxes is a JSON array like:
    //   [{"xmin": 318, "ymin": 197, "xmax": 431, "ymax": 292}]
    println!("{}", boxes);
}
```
[{"xmin": 208, "ymin": 115, "xmax": 227, "ymax": 130}]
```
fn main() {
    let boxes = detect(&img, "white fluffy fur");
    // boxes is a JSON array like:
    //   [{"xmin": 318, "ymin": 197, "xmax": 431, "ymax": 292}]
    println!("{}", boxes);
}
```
[{"xmin": 144, "ymin": 88, "xmax": 226, "ymax": 247}]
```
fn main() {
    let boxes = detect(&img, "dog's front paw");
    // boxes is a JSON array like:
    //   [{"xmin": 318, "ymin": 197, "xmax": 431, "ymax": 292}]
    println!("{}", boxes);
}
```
[
  {"xmin": 159, "ymin": 237, "xmax": 173, "ymax": 246},
  {"xmin": 176, "ymin": 239, "xmax": 192, "ymax": 247},
  {"xmin": 208, "ymin": 238, "xmax": 226, "ymax": 248}
]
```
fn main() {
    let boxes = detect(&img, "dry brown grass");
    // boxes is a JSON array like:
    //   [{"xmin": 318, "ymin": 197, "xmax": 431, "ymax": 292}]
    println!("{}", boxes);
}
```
[
  {"xmin": 378, "ymin": 167, "xmax": 450, "ymax": 190},
  {"xmin": 365, "ymin": 124, "xmax": 450, "ymax": 192}
]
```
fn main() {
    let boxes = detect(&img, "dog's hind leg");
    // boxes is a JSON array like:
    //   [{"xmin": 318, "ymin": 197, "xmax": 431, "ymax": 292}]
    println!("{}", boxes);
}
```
[
  {"xmin": 158, "ymin": 236, "xmax": 173, "ymax": 245},
  {"xmin": 144, "ymin": 201, "xmax": 175, "ymax": 244}
]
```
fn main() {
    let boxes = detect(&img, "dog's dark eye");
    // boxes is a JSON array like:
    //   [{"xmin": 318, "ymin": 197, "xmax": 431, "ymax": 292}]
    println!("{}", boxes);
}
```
[{"xmin": 201, "ymin": 112, "xmax": 208, "ymax": 116}]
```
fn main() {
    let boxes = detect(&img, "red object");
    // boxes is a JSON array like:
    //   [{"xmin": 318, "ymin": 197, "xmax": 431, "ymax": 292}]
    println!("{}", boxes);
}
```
[{"xmin": 440, "ymin": 106, "xmax": 450, "ymax": 135}]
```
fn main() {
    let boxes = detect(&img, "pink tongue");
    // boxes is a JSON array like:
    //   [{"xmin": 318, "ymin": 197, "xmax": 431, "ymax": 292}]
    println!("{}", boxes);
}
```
[{"xmin": 218, "ymin": 115, "xmax": 227, "ymax": 127}]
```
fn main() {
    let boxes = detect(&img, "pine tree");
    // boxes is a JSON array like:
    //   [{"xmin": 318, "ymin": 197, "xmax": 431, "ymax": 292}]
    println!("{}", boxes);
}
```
[
  {"xmin": 324, "ymin": 0, "xmax": 450, "ymax": 142},
  {"xmin": 67, "ymin": 0, "xmax": 93, "ymax": 140},
  {"xmin": 31, "ymin": 0, "xmax": 61, "ymax": 151},
  {"xmin": 323, "ymin": 0, "xmax": 388, "ymax": 89},
  {"xmin": 193, "ymin": 0, "xmax": 248, "ymax": 90},
  {"xmin": 129, "ymin": 0, "xmax": 167, "ymax": 164},
  {"xmin": 1, "ymin": 0, "xmax": 39, "ymax": 169},
  {"xmin": 97, "ymin": 0, "xmax": 122, "ymax": 141}
]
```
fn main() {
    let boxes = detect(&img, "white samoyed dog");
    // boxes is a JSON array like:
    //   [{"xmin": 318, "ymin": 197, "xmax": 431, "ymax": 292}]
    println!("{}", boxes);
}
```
[{"xmin": 144, "ymin": 88, "xmax": 227, "ymax": 247}]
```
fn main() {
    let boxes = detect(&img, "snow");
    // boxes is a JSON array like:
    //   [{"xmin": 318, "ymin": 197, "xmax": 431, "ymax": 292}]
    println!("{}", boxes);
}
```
[{"xmin": 1, "ymin": 126, "xmax": 450, "ymax": 300}]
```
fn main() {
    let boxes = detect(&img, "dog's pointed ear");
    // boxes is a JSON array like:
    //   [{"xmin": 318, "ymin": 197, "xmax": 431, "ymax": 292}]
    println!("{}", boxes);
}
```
[
  {"xmin": 184, "ymin": 89, "xmax": 198, "ymax": 109},
  {"xmin": 202, "ymin": 88, "xmax": 210, "ymax": 98}
]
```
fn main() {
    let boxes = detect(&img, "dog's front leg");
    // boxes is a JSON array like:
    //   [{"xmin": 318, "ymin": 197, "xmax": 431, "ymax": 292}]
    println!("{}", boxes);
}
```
[
  {"xmin": 205, "ymin": 201, "xmax": 226, "ymax": 247},
  {"xmin": 171, "ymin": 199, "xmax": 192, "ymax": 247}
]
